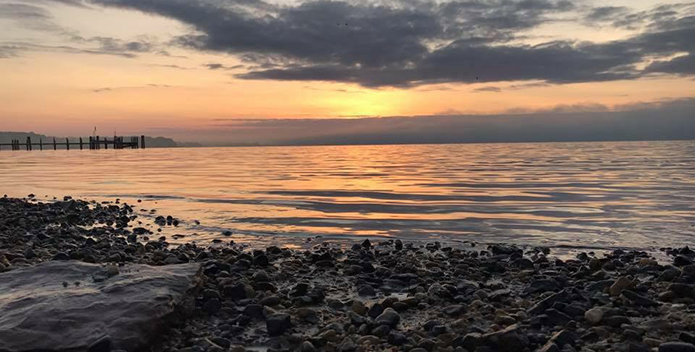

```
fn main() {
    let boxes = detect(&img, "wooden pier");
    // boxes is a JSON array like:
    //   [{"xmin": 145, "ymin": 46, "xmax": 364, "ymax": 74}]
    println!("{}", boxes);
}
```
[{"xmin": 0, "ymin": 136, "xmax": 146, "ymax": 151}]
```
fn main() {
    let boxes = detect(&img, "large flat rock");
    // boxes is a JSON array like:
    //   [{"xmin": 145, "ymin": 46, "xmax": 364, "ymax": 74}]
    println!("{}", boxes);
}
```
[{"xmin": 0, "ymin": 261, "xmax": 202, "ymax": 352}]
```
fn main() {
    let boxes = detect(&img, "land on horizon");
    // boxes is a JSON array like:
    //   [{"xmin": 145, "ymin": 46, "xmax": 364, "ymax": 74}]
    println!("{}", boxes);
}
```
[{"xmin": 3, "ymin": 97, "xmax": 694, "ymax": 147}]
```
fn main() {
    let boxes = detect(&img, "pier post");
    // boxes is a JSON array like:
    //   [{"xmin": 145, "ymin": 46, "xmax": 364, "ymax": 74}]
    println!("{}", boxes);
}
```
[
  {"xmin": 26, "ymin": 137, "xmax": 31, "ymax": 151},
  {"xmin": 53, "ymin": 138, "xmax": 57, "ymax": 151},
  {"xmin": 96, "ymin": 136, "xmax": 100, "ymax": 150},
  {"xmin": 141, "ymin": 135, "xmax": 145, "ymax": 149},
  {"xmin": 79, "ymin": 137, "xmax": 83, "ymax": 150},
  {"xmin": 66, "ymin": 138, "xmax": 70, "ymax": 150},
  {"xmin": 40, "ymin": 139, "xmax": 43, "ymax": 151}
]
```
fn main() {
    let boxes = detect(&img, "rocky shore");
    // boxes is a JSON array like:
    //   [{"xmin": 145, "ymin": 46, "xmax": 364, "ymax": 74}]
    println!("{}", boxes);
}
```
[{"xmin": 2, "ymin": 196, "xmax": 695, "ymax": 352}]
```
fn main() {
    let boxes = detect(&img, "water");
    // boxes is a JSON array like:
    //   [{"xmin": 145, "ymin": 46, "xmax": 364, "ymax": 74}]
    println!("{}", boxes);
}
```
[{"xmin": 1, "ymin": 141, "xmax": 694, "ymax": 254}]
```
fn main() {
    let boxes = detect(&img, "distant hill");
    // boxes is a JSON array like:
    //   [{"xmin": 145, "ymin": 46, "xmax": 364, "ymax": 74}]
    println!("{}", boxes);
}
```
[{"xmin": 0, "ymin": 132, "xmax": 197, "ymax": 149}]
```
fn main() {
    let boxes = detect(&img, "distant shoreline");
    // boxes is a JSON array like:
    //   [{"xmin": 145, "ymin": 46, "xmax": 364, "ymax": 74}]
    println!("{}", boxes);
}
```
[
  {"xmin": 208, "ymin": 137, "xmax": 695, "ymax": 148},
  {"xmin": 3, "ymin": 131, "xmax": 694, "ymax": 150}
]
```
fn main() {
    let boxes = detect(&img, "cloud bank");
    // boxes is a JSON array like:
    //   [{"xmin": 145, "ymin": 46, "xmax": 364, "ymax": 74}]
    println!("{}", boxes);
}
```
[
  {"xmin": 152, "ymin": 98, "xmax": 695, "ymax": 145},
  {"xmin": 66, "ymin": 0, "xmax": 695, "ymax": 87}
]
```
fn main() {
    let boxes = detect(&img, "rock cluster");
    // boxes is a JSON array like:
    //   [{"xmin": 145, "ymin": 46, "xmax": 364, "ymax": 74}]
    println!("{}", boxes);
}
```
[{"xmin": 2, "ymin": 196, "xmax": 695, "ymax": 352}]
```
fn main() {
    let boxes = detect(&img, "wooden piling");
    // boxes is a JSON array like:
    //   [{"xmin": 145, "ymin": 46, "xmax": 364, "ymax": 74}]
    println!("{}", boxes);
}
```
[{"xmin": 3, "ymin": 134, "xmax": 144, "ymax": 151}]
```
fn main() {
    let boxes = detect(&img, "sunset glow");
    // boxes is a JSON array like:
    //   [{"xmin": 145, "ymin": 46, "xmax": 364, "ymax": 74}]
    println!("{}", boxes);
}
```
[{"xmin": 1, "ymin": 0, "xmax": 694, "ymax": 144}]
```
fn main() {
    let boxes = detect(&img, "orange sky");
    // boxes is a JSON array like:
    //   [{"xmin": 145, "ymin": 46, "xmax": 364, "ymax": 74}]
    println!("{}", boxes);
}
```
[{"xmin": 1, "ymin": 0, "xmax": 694, "ymax": 140}]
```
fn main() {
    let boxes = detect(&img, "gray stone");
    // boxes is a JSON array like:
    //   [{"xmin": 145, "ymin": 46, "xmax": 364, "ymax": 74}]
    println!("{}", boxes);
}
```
[
  {"xmin": 668, "ymin": 283, "xmax": 695, "ymax": 298},
  {"xmin": 444, "ymin": 304, "xmax": 465, "ymax": 317},
  {"xmin": 339, "ymin": 337, "xmax": 357, "ymax": 352},
  {"xmin": 253, "ymin": 270, "xmax": 271, "ymax": 282},
  {"xmin": 622, "ymin": 289, "xmax": 659, "ymax": 306},
  {"xmin": 548, "ymin": 329, "xmax": 577, "ymax": 347},
  {"xmin": 680, "ymin": 332, "xmax": 695, "ymax": 345},
  {"xmin": 300, "ymin": 341, "xmax": 317, "ymax": 352},
  {"xmin": 0, "ymin": 260, "xmax": 202, "ymax": 352},
  {"xmin": 659, "ymin": 342, "xmax": 695, "ymax": 352},
  {"xmin": 528, "ymin": 290, "xmax": 568, "ymax": 315},
  {"xmin": 266, "ymin": 313, "xmax": 292, "ymax": 336},
  {"xmin": 374, "ymin": 307, "xmax": 400, "ymax": 327},
  {"xmin": 480, "ymin": 324, "xmax": 529, "ymax": 352},
  {"xmin": 585, "ymin": 307, "xmax": 604, "ymax": 324},
  {"xmin": 610, "ymin": 276, "xmax": 633, "ymax": 296}
]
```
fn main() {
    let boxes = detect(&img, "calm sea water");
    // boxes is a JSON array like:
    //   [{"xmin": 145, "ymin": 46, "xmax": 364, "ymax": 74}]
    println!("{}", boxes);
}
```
[{"xmin": 1, "ymin": 141, "xmax": 694, "ymax": 254}]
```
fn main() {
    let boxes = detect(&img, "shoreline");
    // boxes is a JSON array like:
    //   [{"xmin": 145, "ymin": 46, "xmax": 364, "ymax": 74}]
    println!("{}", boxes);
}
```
[{"xmin": 2, "ymin": 196, "xmax": 695, "ymax": 352}]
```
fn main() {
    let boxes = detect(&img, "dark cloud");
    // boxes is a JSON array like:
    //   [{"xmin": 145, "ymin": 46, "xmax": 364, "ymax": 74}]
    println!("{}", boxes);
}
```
[
  {"xmin": 1, "ymin": 2, "xmax": 163, "ymax": 58},
  {"xmin": 585, "ymin": 6, "xmax": 630, "ymax": 22},
  {"xmin": 22, "ymin": 0, "xmax": 91, "ymax": 8},
  {"xmin": 473, "ymin": 86, "xmax": 501, "ymax": 93},
  {"xmin": 0, "ymin": 46, "xmax": 18, "ymax": 58},
  {"xmin": 1, "ymin": 37, "xmax": 164, "ymax": 58},
  {"xmin": 508, "ymin": 82, "xmax": 551, "ymax": 90},
  {"xmin": 0, "ymin": 42, "xmax": 137, "ymax": 57},
  {"xmin": 646, "ymin": 54, "xmax": 695, "ymax": 74},
  {"xmin": 203, "ymin": 63, "xmax": 244, "ymax": 70},
  {"xmin": 0, "ymin": 3, "xmax": 66, "ymax": 32},
  {"xmin": 237, "ymin": 40, "xmax": 640, "ymax": 87},
  {"xmin": 584, "ymin": 2, "xmax": 695, "ymax": 30},
  {"xmin": 78, "ymin": 0, "xmax": 695, "ymax": 87},
  {"xmin": 0, "ymin": 3, "xmax": 52, "ymax": 20},
  {"xmin": 149, "ymin": 63, "xmax": 191, "ymax": 70},
  {"xmin": 81, "ymin": 36, "xmax": 154, "ymax": 53}
]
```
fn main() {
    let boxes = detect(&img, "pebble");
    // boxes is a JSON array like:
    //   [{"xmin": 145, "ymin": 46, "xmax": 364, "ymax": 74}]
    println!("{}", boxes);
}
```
[
  {"xmin": 352, "ymin": 300, "xmax": 367, "ymax": 315},
  {"xmin": 610, "ymin": 276, "xmax": 633, "ymax": 296},
  {"xmin": 375, "ymin": 308, "xmax": 400, "ymax": 327},
  {"xmin": 585, "ymin": 308, "xmax": 604, "ymax": 324},
  {"xmin": 266, "ymin": 313, "xmax": 292, "ymax": 336},
  {"xmin": 300, "ymin": 341, "xmax": 316, "ymax": 352},
  {"xmin": 659, "ymin": 342, "xmax": 695, "ymax": 352},
  {"xmin": 443, "ymin": 304, "xmax": 465, "ymax": 317}
]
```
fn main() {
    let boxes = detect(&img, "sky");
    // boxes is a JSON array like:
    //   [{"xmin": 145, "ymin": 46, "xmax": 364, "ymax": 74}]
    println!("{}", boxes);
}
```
[{"xmin": 0, "ymin": 0, "xmax": 694, "ymax": 144}]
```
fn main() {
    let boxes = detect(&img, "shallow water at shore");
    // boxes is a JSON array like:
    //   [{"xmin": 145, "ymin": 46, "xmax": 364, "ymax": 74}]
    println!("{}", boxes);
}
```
[{"xmin": 1, "ymin": 140, "xmax": 694, "ymax": 253}]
